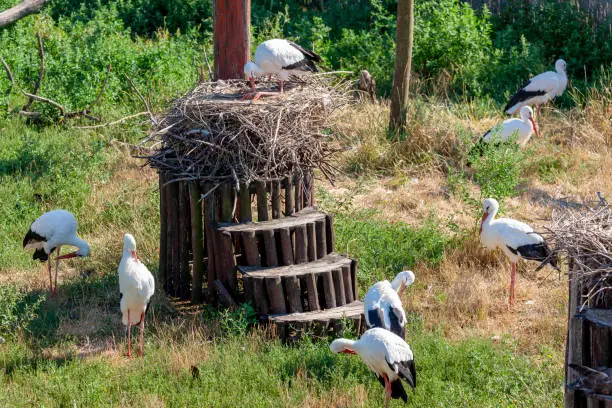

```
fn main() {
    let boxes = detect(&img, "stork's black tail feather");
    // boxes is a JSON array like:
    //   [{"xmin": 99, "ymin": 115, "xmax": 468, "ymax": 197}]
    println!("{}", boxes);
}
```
[
  {"xmin": 33, "ymin": 248, "xmax": 49, "ymax": 262},
  {"xmin": 391, "ymin": 379, "xmax": 408, "ymax": 402}
]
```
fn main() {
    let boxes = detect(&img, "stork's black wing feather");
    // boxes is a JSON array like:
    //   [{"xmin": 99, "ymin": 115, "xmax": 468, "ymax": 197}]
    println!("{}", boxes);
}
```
[
  {"xmin": 23, "ymin": 228, "xmax": 46, "ymax": 248},
  {"xmin": 367, "ymin": 308, "xmax": 385, "ymax": 330},
  {"xmin": 504, "ymin": 79, "xmax": 547, "ymax": 113},
  {"xmin": 389, "ymin": 306, "xmax": 405, "ymax": 339},
  {"xmin": 287, "ymin": 41, "xmax": 322, "ymax": 62},
  {"xmin": 282, "ymin": 59, "xmax": 318, "ymax": 72},
  {"xmin": 376, "ymin": 375, "xmax": 408, "ymax": 401}
]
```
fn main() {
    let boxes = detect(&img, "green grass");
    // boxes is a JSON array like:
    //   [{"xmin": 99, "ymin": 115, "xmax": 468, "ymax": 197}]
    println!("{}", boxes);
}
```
[{"xmin": 0, "ymin": 317, "xmax": 563, "ymax": 407}]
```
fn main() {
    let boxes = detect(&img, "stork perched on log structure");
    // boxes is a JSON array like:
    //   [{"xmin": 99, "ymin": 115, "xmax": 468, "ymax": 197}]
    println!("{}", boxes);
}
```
[{"xmin": 243, "ymin": 39, "xmax": 322, "ymax": 100}]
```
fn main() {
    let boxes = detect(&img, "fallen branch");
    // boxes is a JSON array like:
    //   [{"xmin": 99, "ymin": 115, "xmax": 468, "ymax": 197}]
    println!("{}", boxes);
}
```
[
  {"xmin": 76, "ymin": 111, "xmax": 148, "ymax": 129},
  {"xmin": 0, "ymin": 0, "xmax": 47, "ymax": 29},
  {"xmin": 0, "ymin": 55, "xmax": 14, "ymax": 85},
  {"xmin": 22, "ymin": 91, "xmax": 64, "ymax": 115},
  {"xmin": 124, "ymin": 73, "xmax": 157, "ymax": 126}
]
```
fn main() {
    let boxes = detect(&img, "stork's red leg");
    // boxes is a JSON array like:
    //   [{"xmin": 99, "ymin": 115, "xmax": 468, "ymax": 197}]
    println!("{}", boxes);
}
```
[
  {"xmin": 47, "ymin": 259, "xmax": 53, "ymax": 296},
  {"xmin": 126, "ymin": 309, "xmax": 132, "ymax": 358},
  {"xmin": 54, "ymin": 246, "xmax": 61, "ymax": 294},
  {"xmin": 509, "ymin": 262, "xmax": 517, "ymax": 307},
  {"xmin": 138, "ymin": 312, "xmax": 145, "ymax": 357},
  {"xmin": 383, "ymin": 373, "xmax": 391, "ymax": 408},
  {"xmin": 280, "ymin": 80, "xmax": 284, "ymax": 94}
]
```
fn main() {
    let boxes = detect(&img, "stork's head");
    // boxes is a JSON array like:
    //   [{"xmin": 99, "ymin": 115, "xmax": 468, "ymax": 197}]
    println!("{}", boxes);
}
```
[
  {"xmin": 391, "ymin": 270, "xmax": 416, "ymax": 295},
  {"xmin": 75, "ymin": 243, "xmax": 90, "ymax": 258},
  {"xmin": 520, "ymin": 106, "xmax": 538, "ymax": 137},
  {"xmin": 330, "ymin": 338, "xmax": 357, "ymax": 355},
  {"xmin": 123, "ymin": 233, "xmax": 138, "ymax": 261},
  {"xmin": 481, "ymin": 198, "xmax": 499, "ymax": 233},
  {"xmin": 555, "ymin": 59, "xmax": 567, "ymax": 74}
]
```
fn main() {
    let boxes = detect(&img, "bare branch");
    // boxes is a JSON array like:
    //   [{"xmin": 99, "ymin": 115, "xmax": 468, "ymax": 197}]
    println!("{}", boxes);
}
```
[
  {"xmin": 0, "ymin": 0, "xmax": 47, "ymax": 28},
  {"xmin": 0, "ymin": 55, "xmax": 14, "ymax": 85},
  {"xmin": 22, "ymin": 31, "xmax": 45, "ymax": 111},
  {"xmin": 87, "ymin": 64, "xmax": 112, "ymax": 111},
  {"xmin": 21, "ymin": 91, "xmax": 64, "ymax": 115},
  {"xmin": 76, "ymin": 111, "xmax": 148, "ymax": 129},
  {"xmin": 124, "ymin": 73, "xmax": 157, "ymax": 125}
]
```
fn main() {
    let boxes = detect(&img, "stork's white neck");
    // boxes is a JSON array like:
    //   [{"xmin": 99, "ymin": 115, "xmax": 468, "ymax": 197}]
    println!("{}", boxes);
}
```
[
  {"xmin": 331, "ymin": 338, "xmax": 360, "ymax": 354},
  {"xmin": 69, "ymin": 236, "xmax": 90, "ymax": 256}
]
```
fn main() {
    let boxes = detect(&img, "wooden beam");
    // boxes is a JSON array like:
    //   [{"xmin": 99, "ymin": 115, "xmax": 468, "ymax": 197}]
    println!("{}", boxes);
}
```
[
  {"xmin": 189, "ymin": 183, "xmax": 204, "ymax": 304},
  {"xmin": 213, "ymin": 0, "xmax": 251, "ymax": 80}
]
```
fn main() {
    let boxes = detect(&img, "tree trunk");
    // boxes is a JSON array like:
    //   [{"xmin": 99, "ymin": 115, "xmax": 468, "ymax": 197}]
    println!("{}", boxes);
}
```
[
  {"xmin": 389, "ymin": 0, "xmax": 414, "ymax": 137},
  {"xmin": 0, "ymin": 0, "xmax": 47, "ymax": 28}
]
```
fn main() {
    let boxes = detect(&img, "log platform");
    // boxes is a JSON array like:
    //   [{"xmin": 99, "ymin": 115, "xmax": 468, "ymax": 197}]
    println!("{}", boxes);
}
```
[
  {"xmin": 239, "ymin": 253, "xmax": 358, "ymax": 316},
  {"xmin": 268, "ymin": 301, "xmax": 365, "ymax": 343}
]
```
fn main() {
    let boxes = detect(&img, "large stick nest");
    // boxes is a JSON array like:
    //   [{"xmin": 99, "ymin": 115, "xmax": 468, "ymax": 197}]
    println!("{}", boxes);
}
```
[
  {"xmin": 546, "ymin": 199, "xmax": 612, "ymax": 308},
  {"xmin": 144, "ymin": 77, "xmax": 353, "ymax": 185}
]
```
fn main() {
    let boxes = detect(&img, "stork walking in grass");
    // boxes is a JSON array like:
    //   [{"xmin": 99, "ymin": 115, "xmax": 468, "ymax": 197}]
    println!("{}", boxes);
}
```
[
  {"xmin": 505, "ymin": 59, "xmax": 568, "ymax": 122},
  {"xmin": 364, "ymin": 271, "xmax": 415, "ymax": 339},
  {"xmin": 23, "ymin": 210, "xmax": 90, "ymax": 295},
  {"xmin": 330, "ymin": 328, "xmax": 416, "ymax": 408},
  {"xmin": 243, "ymin": 39, "xmax": 322, "ymax": 101},
  {"xmin": 118, "ymin": 234, "xmax": 155, "ymax": 358},
  {"xmin": 479, "ymin": 198, "xmax": 557, "ymax": 306},
  {"xmin": 481, "ymin": 106, "xmax": 539, "ymax": 148}
]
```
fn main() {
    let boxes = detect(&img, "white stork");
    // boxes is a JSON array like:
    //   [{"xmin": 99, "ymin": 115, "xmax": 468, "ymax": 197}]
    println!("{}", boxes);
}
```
[
  {"xmin": 505, "ymin": 59, "xmax": 567, "ymax": 120},
  {"xmin": 482, "ymin": 106, "xmax": 539, "ymax": 148},
  {"xmin": 118, "ymin": 234, "xmax": 155, "ymax": 358},
  {"xmin": 23, "ymin": 209, "xmax": 90, "ymax": 295},
  {"xmin": 479, "ymin": 198, "xmax": 557, "ymax": 306},
  {"xmin": 364, "ymin": 270, "xmax": 415, "ymax": 339},
  {"xmin": 330, "ymin": 328, "xmax": 416, "ymax": 408},
  {"xmin": 243, "ymin": 39, "xmax": 322, "ymax": 101}
]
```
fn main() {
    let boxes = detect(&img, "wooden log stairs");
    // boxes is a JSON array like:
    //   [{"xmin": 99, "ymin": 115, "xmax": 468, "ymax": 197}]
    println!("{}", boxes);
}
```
[{"xmin": 158, "ymin": 171, "xmax": 364, "ymax": 341}]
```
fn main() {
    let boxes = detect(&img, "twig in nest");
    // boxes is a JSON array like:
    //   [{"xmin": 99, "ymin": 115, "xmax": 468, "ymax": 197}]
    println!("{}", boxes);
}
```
[
  {"xmin": 22, "ymin": 31, "xmax": 45, "ymax": 112},
  {"xmin": 124, "ymin": 73, "xmax": 157, "ymax": 126}
]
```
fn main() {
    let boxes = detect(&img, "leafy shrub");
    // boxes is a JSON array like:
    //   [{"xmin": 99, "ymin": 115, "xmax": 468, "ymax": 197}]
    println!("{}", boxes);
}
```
[
  {"xmin": 0, "ymin": 284, "xmax": 43, "ymax": 340},
  {"xmin": 468, "ymin": 138, "xmax": 526, "ymax": 202}
]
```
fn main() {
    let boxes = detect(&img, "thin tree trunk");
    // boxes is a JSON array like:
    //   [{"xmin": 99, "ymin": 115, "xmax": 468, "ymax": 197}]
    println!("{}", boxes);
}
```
[
  {"xmin": 0, "ymin": 0, "xmax": 47, "ymax": 28},
  {"xmin": 389, "ymin": 0, "xmax": 414, "ymax": 137}
]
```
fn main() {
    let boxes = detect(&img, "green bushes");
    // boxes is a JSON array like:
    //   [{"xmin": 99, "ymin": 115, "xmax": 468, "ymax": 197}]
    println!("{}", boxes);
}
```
[{"xmin": 0, "ymin": 284, "xmax": 43, "ymax": 340}]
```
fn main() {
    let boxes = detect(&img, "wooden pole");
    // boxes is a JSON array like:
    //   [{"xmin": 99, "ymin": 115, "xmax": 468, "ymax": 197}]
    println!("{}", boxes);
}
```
[
  {"xmin": 239, "ymin": 182, "xmax": 252, "ymax": 222},
  {"xmin": 158, "ymin": 173, "xmax": 168, "ymax": 291},
  {"xmin": 213, "ymin": 0, "xmax": 251, "ymax": 80},
  {"xmin": 189, "ymin": 183, "xmax": 204, "ymax": 304}
]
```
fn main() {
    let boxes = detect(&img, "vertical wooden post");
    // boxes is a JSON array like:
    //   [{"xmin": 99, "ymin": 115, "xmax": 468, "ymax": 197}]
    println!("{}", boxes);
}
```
[
  {"xmin": 220, "ymin": 184, "xmax": 234, "ymax": 222},
  {"xmin": 294, "ymin": 174, "xmax": 303, "ymax": 212},
  {"xmin": 213, "ymin": 0, "xmax": 251, "ymax": 80},
  {"xmin": 203, "ymin": 183, "xmax": 218, "ymax": 302},
  {"xmin": 256, "ymin": 181, "xmax": 269, "ymax": 221},
  {"xmin": 167, "ymin": 181, "xmax": 180, "ymax": 295},
  {"xmin": 178, "ymin": 182, "xmax": 191, "ymax": 299},
  {"xmin": 189, "ymin": 183, "xmax": 204, "ymax": 304},
  {"xmin": 158, "ymin": 173, "xmax": 168, "ymax": 291},
  {"xmin": 284, "ymin": 177, "xmax": 294, "ymax": 216},
  {"xmin": 239, "ymin": 182, "xmax": 252, "ymax": 222},
  {"xmin": 271, "ymin": 180, "xmax": 281, "ymax": 219}
]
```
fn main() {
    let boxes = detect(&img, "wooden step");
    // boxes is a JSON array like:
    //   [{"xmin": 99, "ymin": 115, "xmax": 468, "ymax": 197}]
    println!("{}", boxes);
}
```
[
  {"xmin": 218, "ymin": 207, "xmax": 324, "ymax": 233},
  {"xmin": 240, "ymin": 253, "xmax": 358, "ymax": 316},
  {"xmin": 214, "ymin": 208, "xmax": 336, "ymax": 276},
  {"xmin": 268, "ymin": 301, "xmax": 365, "ymax": 343}
]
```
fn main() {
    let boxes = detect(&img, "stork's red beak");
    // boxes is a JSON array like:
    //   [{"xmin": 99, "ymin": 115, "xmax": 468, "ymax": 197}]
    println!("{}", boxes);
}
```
[
  {"xmin": 342, "ymin": 349, "xmax": 356, "ymax": 355},
  {"xmin": 480, "ymin": 212, "xmax": 488, "ymax": 234},
  {"xmin": 56, "ymin": 251, "xmax": 78, "ymax": 260},
  {"xmin": 249, "ymin": 76, "xmax": 255, "ymax": 92},
  {"xmin": 529, "ymin": 117, "xmax": 539, "ymax": 137},
  {"xmin": 131, "ymin": 250, "xmax": 138, "ymax": 261},
  {"xmin": 398, "ymin": 283, "xmax": 407, "ymax": 296}
]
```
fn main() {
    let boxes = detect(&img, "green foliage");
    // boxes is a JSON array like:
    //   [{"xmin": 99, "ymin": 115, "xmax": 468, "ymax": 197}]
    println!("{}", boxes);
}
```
[
  {"xmin": 217, "ymin": 303, "xmax": 258, "ymax": 337},
  {"xmin": 0, "ymin": 318, "xmax": 563, "ymax": 406},
  {"xmin": 0, "ymin": 284, "xmax": 43, "ymax": 340},
  {"xmin": 468, "ymin": 138, "xmax": 526, "ymax": 202}
]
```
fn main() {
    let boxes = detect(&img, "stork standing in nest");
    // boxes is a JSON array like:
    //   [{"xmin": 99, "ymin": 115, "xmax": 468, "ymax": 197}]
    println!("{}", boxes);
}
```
[{"xmin": 243, "ymin": 39, "xmax": 322, "ymax": 101}]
